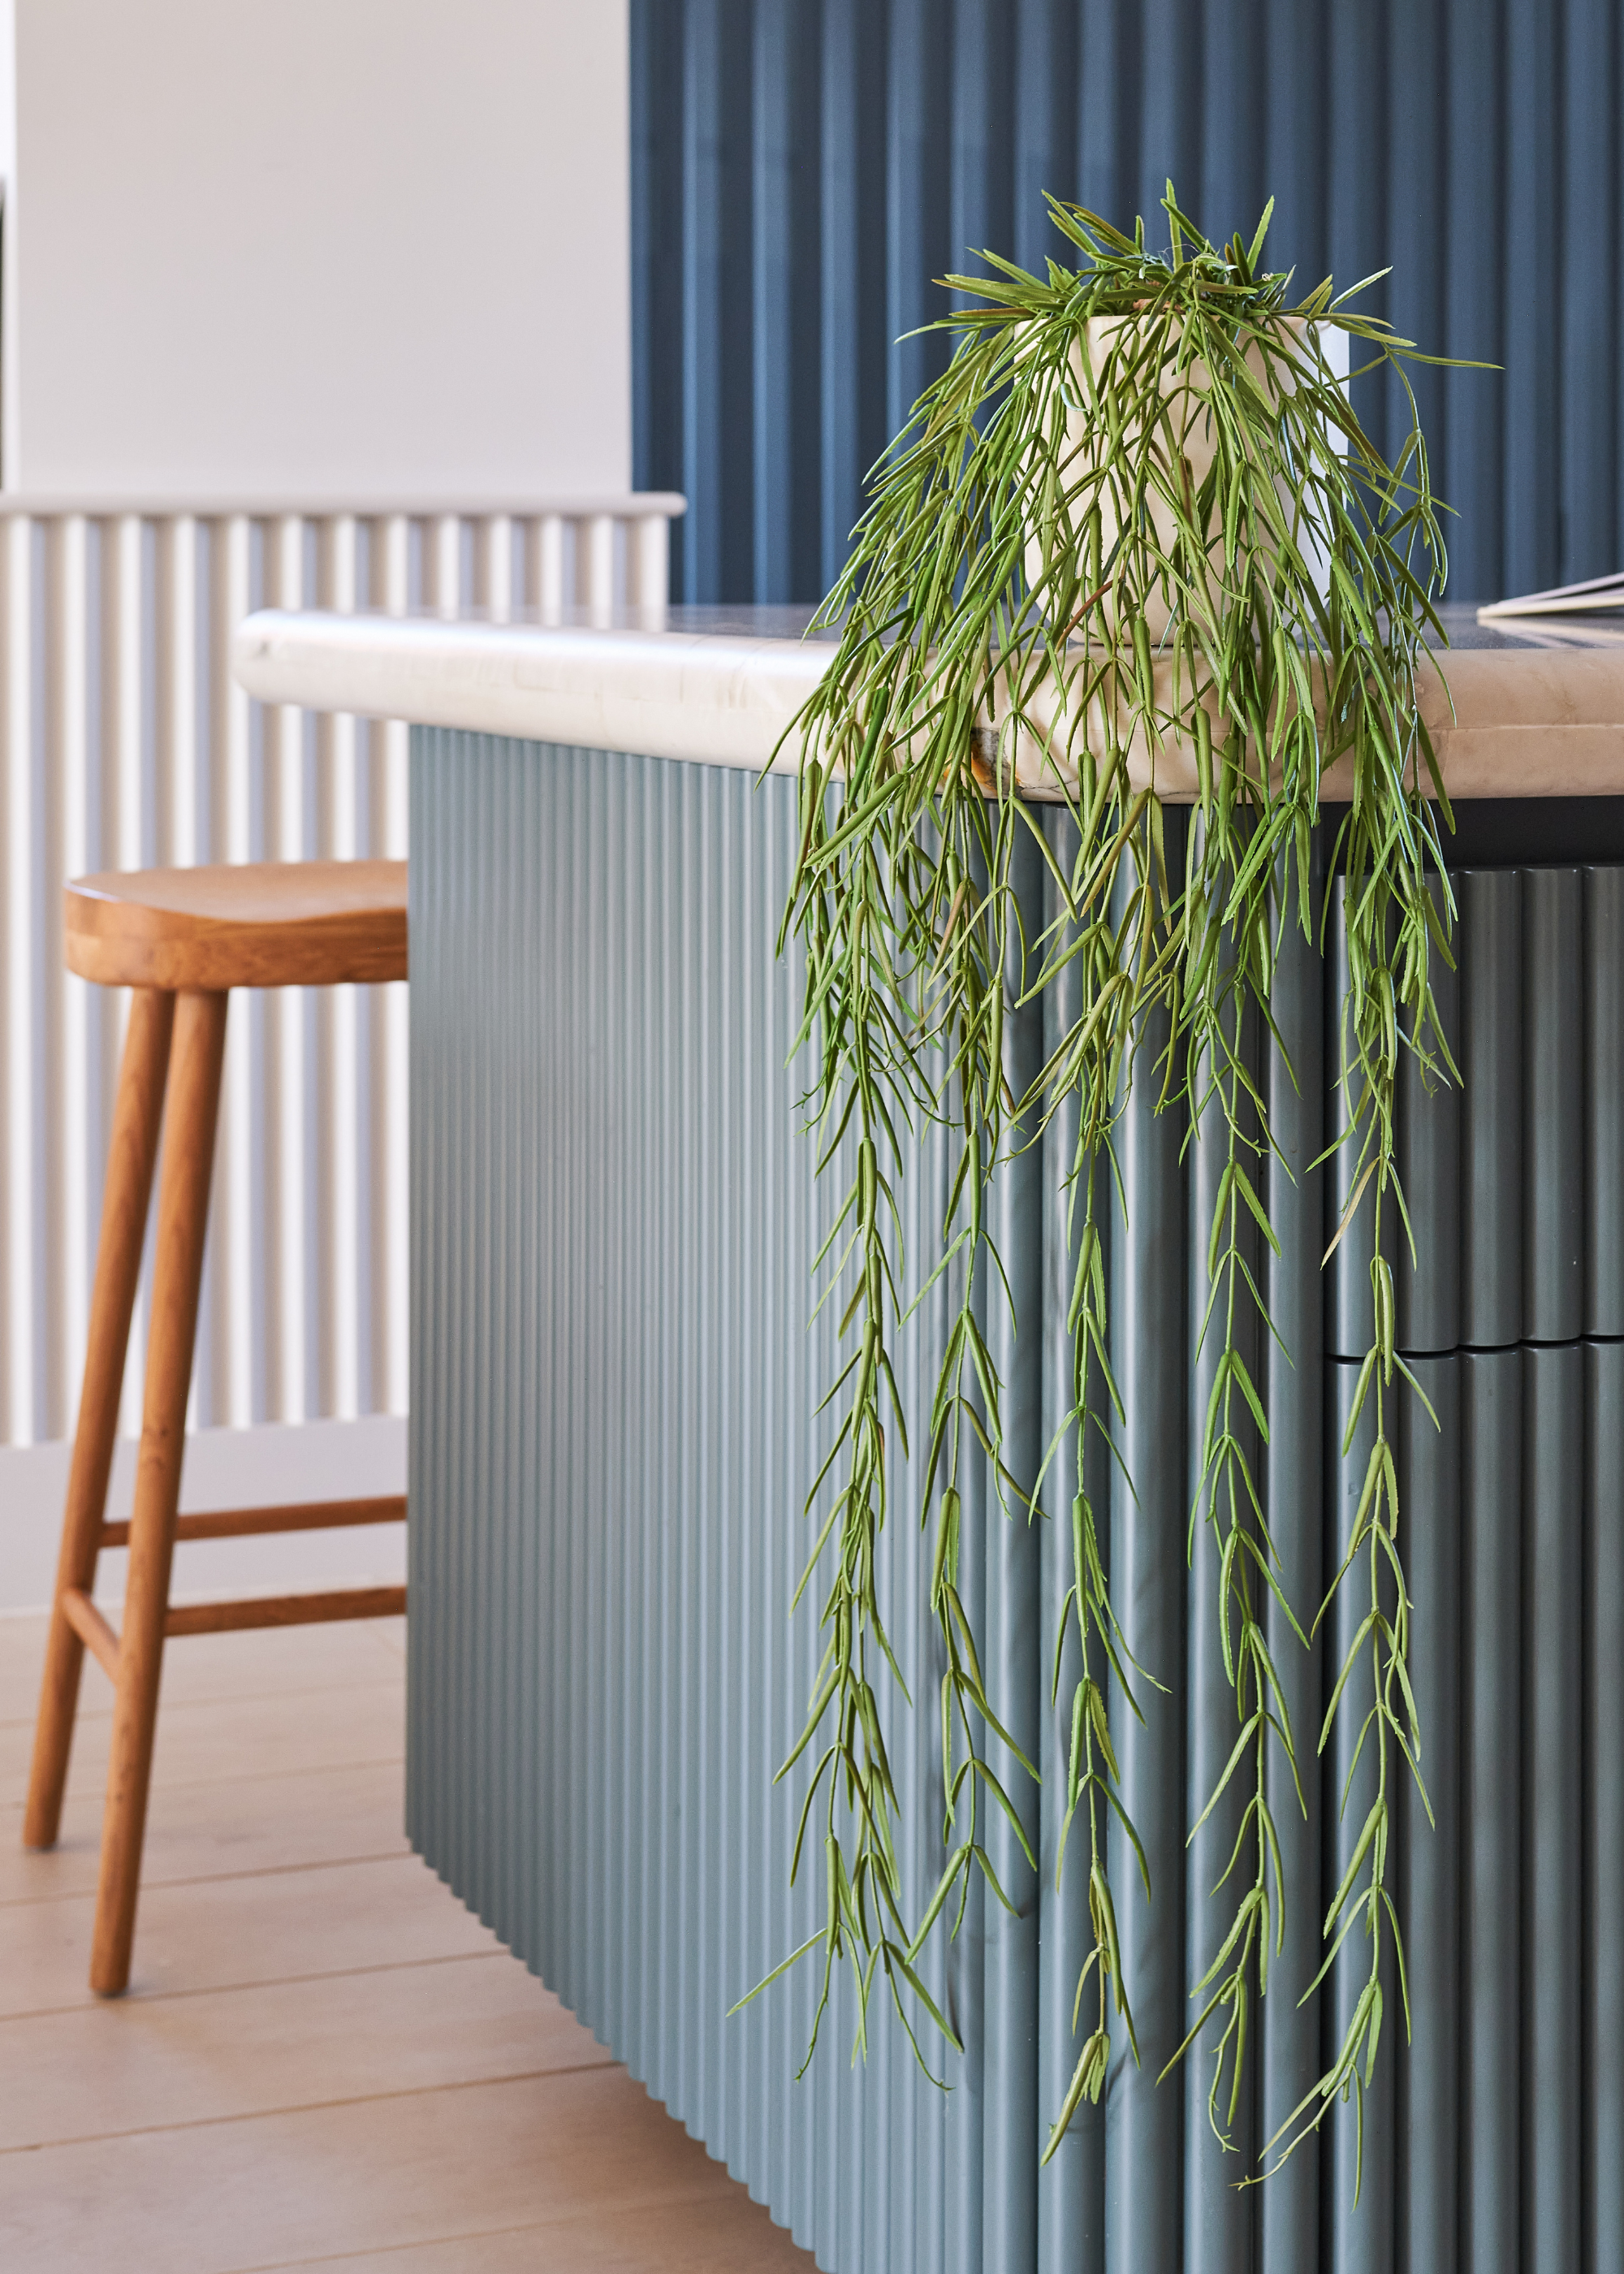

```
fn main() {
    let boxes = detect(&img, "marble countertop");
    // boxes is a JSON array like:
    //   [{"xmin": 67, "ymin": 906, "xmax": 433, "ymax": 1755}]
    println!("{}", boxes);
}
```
[{"xmin": 232, "ymin": 603, "xmax": 1624, "ymax": 800}]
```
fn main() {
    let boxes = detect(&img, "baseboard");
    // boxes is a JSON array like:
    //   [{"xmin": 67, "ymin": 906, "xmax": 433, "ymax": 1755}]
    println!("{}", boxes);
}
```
[{"xmin": 0, "ymin": 1415, "xmax": 408, "ymax": 1615}]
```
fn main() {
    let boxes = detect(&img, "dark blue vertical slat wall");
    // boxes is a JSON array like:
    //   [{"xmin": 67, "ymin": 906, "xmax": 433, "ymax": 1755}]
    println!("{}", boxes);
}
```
[{"xmin": 632, "ymin": 0, "xmax": 1624, "ymax": 607}]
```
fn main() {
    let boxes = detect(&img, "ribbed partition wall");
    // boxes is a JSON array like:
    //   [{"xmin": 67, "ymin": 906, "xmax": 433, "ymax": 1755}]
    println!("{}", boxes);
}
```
[
  {"xmin": 631, "ymin": 0, "xmax": 1624, "ymax": 609},
  {"xmin": 0, "ymin": 495, "xmax": 677, "ymax": 1450},
  {"xmin": 408, "ymin": 729, "xmax": 1623, "ymax": 2274}
]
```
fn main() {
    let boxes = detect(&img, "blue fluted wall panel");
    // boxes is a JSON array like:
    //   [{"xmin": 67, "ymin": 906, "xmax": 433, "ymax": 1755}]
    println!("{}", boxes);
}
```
[
  {"xmin": 408, "ymin": 727, "xmax": 1624, "ymax": 2272},
  {"xmin": 632, "ymin": 0, "xmax": 1624, "ymax": 608}
]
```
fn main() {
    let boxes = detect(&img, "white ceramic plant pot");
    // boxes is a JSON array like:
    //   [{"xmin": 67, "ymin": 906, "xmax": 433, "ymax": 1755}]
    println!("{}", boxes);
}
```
[{"xmin": 1024, "ymin": 314, "xmax": 1345, "ymax": 641}]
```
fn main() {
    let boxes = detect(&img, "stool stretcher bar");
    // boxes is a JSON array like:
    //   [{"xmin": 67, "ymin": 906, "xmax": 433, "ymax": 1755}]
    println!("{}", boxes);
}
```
[{"xmin": 98, "ymin": 1492, "xmax": 406, "ymax": 1548}]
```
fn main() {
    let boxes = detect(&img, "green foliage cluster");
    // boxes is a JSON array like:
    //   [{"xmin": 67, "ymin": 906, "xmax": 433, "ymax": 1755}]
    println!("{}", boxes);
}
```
[{"xmin": 758, "ymin": 187, "xmax": 1462, "ymax": 2171}]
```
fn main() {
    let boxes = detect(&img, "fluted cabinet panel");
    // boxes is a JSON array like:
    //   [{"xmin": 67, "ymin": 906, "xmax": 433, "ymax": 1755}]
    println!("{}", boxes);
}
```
[
  {"xmin": 408, "ymin": 731, "xmax": 1623, "ymax": 2274},
  {"xmin": 1523, "ymin": 878, "xmax": 1584, "ymax": 1343},
  {"xmin": 1105, "ymin": 952, "xmax": 1188, "ymax": 2274},
  {"xmin": 1259, "ymin": 875, "xmax": 1326, "ymax": 2274},
  {"xmin": 1585, "ymin": 1341, "xmax": 1624, "ymax": 2274},
  {"xmin": 1585, "ymin": 875, "xmax": 1624, "ymax": 1337},
  {"xmin": 1328, "ymin": 864, "xmax": 1624, "ymax": 1359},
  {"xmin": 1462, "ymin": 871, "xmax": 1524, "ymax": 1349},
  {"xmin": 1463, "ymin": 1349, "xmax": 1523, "ymax": 2274},
  {"xmin": 1398, "ymin": 1353, "xmax": 1464, "ymax": 2274},
  {"xmin": 1524, "ymin": 1346, "xmax": 1583, "ymax": 2274},
  {"xmin": 409, "ymin": 731, "xmax": 975, "ymax": 2274},
  {"xmin": 983, "ymin": 819, "xmax": 1046, "ymax": 2268},
  {"xmin": 1325, "ymin": 1360, "xmax": 1393, "ymax": 2274}
]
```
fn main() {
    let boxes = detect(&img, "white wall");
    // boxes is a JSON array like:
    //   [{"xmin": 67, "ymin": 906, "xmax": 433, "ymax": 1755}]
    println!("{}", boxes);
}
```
[
  {"xmin": 0, "ymin": 1417, "xmax": 406, "ymax": 1615},
  {"xmin": 0, "ymin": 0, "xmax": 17, "ymax": 483},
  {"xmin": 0, "ymin": 4, "xmax": 630, "ymax": 1606},
  {"xmin": 9, "ymin": 0, "xmax": 629, "ymax": 495}
]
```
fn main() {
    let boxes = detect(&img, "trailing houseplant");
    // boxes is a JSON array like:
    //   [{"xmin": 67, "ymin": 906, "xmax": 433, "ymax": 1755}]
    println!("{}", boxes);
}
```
[{"xmin": 754, "ymin": 187, "xmax": 1459, "ymax": 2169}]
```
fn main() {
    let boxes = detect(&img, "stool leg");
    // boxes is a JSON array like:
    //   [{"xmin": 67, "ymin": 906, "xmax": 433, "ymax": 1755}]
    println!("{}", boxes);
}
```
[
  {"xmin": 91, "ymin": 988, "xmax": 228, "ymax": 1996},
  {"xmin": 24, "ymin": 990, "xmax": 176, "ymax": 1851}
]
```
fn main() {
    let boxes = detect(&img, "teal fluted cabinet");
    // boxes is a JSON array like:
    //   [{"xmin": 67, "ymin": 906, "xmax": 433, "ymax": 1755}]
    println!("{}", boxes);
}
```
[{"xmin": 407, "ymin": 725, "xmax": 1624, "ymax": 2274}]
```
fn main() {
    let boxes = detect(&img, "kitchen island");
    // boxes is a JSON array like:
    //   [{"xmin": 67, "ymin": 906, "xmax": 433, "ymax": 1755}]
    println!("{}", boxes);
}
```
[{"xmin": 235, "ymin": 604, "xmax": 1624, "ymax": 2274}]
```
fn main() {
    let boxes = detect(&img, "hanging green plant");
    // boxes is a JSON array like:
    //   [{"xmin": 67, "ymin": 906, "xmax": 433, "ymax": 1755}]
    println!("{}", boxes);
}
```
[{"xmin": 749, "ymin": 185, "xmax": 1466, "ymax": 2169}]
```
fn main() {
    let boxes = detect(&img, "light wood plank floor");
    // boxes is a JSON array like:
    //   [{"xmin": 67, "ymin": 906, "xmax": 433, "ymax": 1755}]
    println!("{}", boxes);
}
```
[{"xmin": 0, "ymin": 1610, "xmax": 816, "ymax": 2272}]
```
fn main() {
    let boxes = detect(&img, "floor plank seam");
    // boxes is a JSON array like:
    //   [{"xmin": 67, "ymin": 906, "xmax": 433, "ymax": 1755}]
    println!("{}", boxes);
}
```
[
  {"xmin": 224, "ymin": 2204, "xmax": 736, "ymax": 2274},
  {"xmin": 0, "ymin": 1674, "xmax": 408, "ymax": 1735},
  {"xmin": 0, "ymin": 1946, "xmax": 520, "ymax": 2025},
  {"xmin": 1, "ymin": 1848, "xmax": 416, "ymax": 1909},
  {"xmin": 0, "ymin": 2058, "xmax": 623, "ymax": 2157},
  {"xmin": 0, "ymin": 1752, "xmax": 407, "ymax": 1809},
  {"xmin": 2, "ymin": 1751, "xmax": 405, "ymax": 1801}
]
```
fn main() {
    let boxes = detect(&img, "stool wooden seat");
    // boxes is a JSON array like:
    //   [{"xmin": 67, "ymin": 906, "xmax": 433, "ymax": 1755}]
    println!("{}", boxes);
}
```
[
  {"xmin": 25, "ymin": 859, "xmax": 408, "ymax": 1995},
  {"xmin": 65, "ymin": 858, "xmax": 408, "ymax": 990}
]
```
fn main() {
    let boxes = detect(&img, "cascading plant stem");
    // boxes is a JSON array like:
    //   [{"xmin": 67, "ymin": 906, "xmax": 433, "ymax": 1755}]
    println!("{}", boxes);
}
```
[{"xmin": 742, "ymin": 185, "xmax": 1471, "ymax": 2175}]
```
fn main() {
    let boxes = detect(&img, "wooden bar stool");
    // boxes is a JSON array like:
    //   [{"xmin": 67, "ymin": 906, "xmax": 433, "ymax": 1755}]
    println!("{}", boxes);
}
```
[{"xmin": 23, "ymin": 859, "xmax": 408, "ymax": 1995}]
